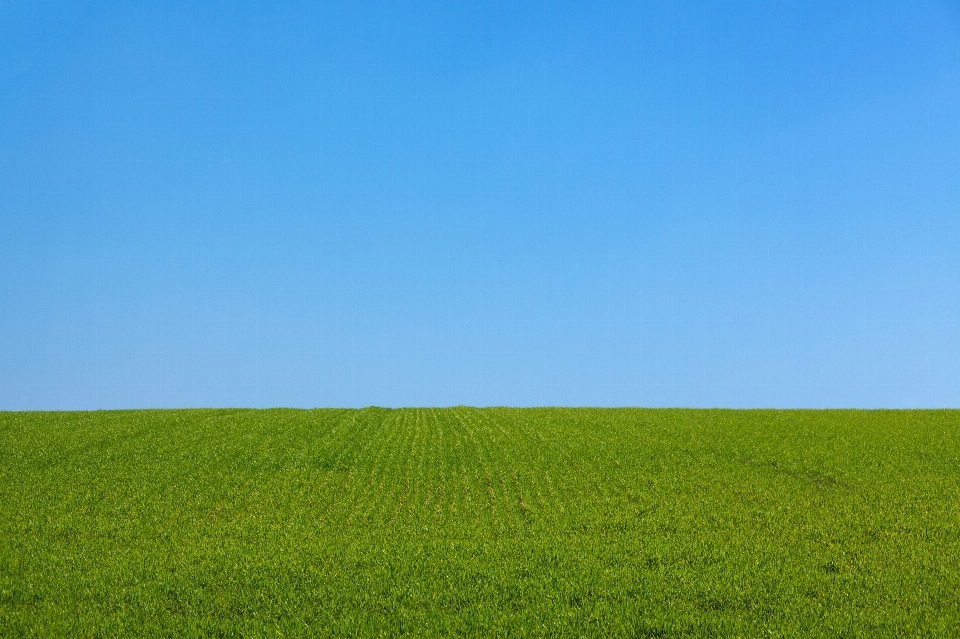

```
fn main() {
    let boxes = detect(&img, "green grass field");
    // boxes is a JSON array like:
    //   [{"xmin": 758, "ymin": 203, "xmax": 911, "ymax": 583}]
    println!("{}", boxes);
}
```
[{"xmin": 1, "ymin": 408, "xmax": 958, "ymax": 637}]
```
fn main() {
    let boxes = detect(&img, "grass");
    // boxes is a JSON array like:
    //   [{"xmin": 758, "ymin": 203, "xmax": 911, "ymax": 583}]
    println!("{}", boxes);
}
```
[{"xmin": 1, "ymin": 408, "xmax": 958, "ymax": 637}]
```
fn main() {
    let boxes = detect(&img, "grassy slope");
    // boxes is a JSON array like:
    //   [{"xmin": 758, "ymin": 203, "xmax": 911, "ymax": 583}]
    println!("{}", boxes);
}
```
[{"xmin": 0, "ymin": 408, "xmax": 958, "ymax": 637}]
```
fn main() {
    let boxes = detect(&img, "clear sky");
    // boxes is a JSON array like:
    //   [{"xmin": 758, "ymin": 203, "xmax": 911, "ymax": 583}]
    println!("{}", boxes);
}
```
[{"xmin": 2, "ymin": 1, "xmax": 959, "ymax": 410}]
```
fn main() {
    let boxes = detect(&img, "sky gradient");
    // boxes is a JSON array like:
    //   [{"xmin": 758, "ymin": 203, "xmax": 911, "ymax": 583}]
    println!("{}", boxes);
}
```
[{"xmin": 2, "ymin": 1, "xmax": 959, "ymax": 409}]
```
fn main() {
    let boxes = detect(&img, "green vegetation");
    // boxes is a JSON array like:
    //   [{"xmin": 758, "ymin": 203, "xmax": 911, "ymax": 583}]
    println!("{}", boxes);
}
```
[{"xmin": 1, "ymin": 408, "xmax": 958, "ymax": 637}]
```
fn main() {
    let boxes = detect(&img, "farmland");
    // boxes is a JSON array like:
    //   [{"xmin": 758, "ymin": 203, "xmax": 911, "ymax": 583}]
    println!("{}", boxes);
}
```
[{"xmin": 1, "ymin": 408, "xmax": 958, "ymax": 637}]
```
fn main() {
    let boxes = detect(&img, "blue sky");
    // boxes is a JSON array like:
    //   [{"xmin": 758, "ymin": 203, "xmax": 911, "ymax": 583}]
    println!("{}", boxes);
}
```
[{"xmin": 2, "ymin": 1, "xmax": 959, "ymax": 409}]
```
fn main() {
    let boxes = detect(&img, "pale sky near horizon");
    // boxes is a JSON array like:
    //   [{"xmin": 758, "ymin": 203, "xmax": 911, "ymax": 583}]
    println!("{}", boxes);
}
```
[{"xmin": 2, "ymin": 1, "xmax": 959, "ymax": 409}]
